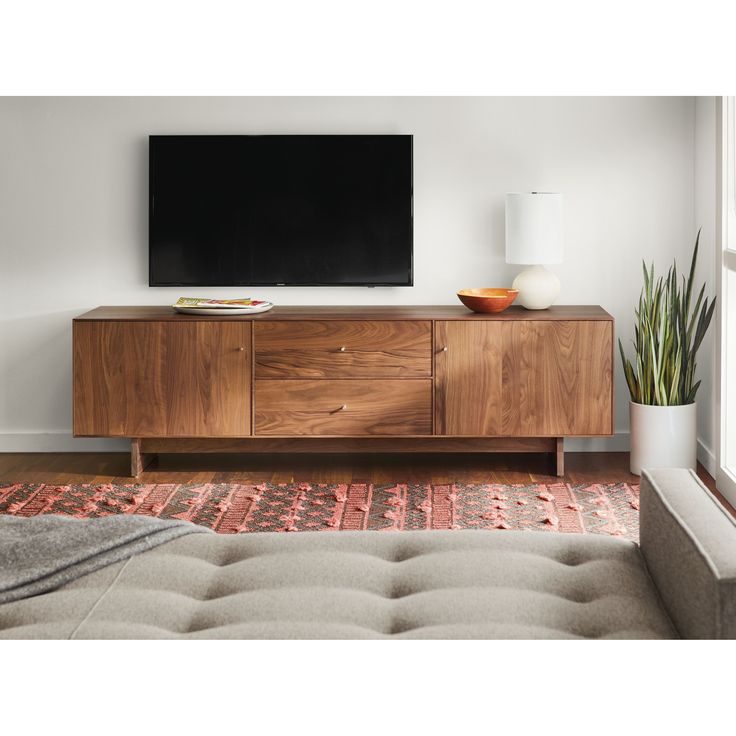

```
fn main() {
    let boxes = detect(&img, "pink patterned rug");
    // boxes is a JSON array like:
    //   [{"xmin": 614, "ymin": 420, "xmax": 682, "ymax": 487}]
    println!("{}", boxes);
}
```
[{"xmin": 0, "ymin": 481, "xmax": 640, "ymax": 540}]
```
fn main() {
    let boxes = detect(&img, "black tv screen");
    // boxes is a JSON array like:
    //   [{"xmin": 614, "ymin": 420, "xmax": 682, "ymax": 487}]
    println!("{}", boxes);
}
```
[{"xmin": 149, "ymin": 135, "xmax": 413, "ymax": 286}]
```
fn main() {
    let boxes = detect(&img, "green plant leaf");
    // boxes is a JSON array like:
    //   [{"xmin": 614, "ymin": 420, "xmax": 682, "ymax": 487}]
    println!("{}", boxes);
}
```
[{"xmin": 623, "ymin": 230, "xmax": 713, "ymax": 406}]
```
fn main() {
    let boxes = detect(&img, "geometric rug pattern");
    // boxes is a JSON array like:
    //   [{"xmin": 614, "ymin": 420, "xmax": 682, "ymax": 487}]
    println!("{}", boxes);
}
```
[{"xmin": 0, "ymin": 481, "xmax": 641, "ymax": 541}]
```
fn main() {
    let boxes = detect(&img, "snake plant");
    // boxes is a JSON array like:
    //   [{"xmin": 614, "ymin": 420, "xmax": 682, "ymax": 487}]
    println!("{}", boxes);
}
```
[{"xmin": 619, "ymin": 230, "xmax": 715, "ymax": 406}]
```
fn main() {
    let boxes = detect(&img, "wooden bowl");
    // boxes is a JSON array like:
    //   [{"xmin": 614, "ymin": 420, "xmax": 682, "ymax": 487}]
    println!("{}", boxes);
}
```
[{"xmin": 457, "ymin": 288, "xmax": 519, "ymax": 314}]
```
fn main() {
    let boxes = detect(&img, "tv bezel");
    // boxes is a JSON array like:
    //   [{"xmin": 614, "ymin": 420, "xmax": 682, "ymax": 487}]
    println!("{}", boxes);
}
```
[{"xmin": 148, "ymin": 134, "xmax": 414, "ymax": 288}]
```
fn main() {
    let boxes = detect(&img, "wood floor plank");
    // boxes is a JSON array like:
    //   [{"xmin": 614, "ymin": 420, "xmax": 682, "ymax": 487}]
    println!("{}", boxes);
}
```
[{"xmin": 0, "ymin": 450, "xmax": 722, "ymax": 504}]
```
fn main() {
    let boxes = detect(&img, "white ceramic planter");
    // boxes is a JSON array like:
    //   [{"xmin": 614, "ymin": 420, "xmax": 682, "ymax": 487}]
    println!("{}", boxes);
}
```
[{"xmin": 629, "ymin": 401, "xmax": 697, "ymax": 475}]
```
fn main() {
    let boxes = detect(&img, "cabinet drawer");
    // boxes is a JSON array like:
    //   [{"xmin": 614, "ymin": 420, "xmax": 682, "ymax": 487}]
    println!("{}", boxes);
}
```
[
  {"xmin": 255, "ymin": 379, "xmax": 432, "ymax": 435},
  {"xmin": 254, "ymin": 321, "xmax": 432, "ymax": 378}
]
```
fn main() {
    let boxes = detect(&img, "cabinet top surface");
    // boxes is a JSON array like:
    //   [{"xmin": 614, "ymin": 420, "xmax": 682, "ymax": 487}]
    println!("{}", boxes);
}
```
[{"xmin": 75, "ymin": 305, "xmax": 613, "ymax": 321}]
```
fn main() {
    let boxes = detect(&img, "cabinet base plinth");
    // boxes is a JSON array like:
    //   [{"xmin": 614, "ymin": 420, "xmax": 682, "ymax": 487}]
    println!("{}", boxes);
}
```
[
  {"xmin": 130, "ymin": 438, "xmax": 156, "ymax": 478},
  {"xmin": 556, "ymin": 437, "xmax": 565, "ymax": 477},
  {"xmin": 126, "ymin": 436, "xmax": 568, "ymax": 478}
]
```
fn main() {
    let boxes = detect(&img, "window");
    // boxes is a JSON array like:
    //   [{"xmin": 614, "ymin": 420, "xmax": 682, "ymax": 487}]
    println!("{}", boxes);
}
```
[{"xmin": 717, "ymin": 97, "xmax": 736, "ymax": 504}]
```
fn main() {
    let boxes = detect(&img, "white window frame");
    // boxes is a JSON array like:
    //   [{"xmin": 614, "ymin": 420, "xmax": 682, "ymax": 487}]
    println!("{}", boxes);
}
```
[{"xmin": 716, "ymin": 96, "xmax": 736, "ymax": 505}]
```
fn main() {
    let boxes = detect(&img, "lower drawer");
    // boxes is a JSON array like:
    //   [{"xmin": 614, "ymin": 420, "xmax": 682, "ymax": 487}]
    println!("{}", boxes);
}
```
[{"xmin": 255, "ymin": 379, "xmax": 433, "ymax": 436}]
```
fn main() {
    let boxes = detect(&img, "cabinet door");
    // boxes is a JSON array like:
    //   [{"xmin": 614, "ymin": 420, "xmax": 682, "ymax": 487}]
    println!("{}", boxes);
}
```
[
  {"xmin": 74, "ymin": 321, "xmax": 251, "ymax": 437},
  {"xmin": 435, "ymin": 320, "xmax": 613, "ymax": 436}
]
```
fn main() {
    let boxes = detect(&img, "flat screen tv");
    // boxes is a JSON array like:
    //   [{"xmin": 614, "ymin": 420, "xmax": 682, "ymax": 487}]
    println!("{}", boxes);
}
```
[{"xmin": 149, "ymin": 134, "xmax": 413, "ymax": 286}]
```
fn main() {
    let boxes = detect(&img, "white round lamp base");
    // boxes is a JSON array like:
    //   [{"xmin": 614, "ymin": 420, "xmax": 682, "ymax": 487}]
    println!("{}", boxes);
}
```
[{"xmin": 511, "ymin": 265, "xmax": 560, "ymax": 310}]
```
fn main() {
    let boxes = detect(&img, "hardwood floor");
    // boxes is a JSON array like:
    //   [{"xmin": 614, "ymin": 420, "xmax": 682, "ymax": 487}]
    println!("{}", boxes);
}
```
[
  {"xmin": 0, "ymin": 449, "xmax": 714, "ymax": 486},
  {"xmin": 3, "ymin": 450, "xmax": 732, "ymax": 514}
]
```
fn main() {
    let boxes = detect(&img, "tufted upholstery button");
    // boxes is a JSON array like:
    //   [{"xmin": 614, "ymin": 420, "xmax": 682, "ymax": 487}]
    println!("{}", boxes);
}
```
[
  {"xmin": 388, "ymin": 582, "xmax": 412, "ymax": 600},
  {"xmin": 558, "ymin": 552, "xmax": 583, "ymax": 566}
]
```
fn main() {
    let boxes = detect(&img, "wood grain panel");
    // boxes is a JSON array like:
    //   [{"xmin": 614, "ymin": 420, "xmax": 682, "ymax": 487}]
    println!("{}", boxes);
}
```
[
  {"xmin": 254, "ymin": 320, "xmax": 431, "ymax": 378},
  {"xmin": 74, "ymin": 321, "xmax": 251, "ymax": 437},
  {"xmin": 434, "ymin": 321, "xmax": 500, "ymax": 437},
  {"xmin": 255, "ymin": 379, "xmax": 432, "ymax": 435},
  {"xmin": 126, "ymin": 322, "xmax": 169, "ymax": 435},
  {"xmin": 74, "ymin": 321, "xmax": 167, "ymax": 436},
  {"xmin": 166, "ymin": 322, "xmax": 252, "ymax": 436},
  {"xmin": 435, "ymin": 320, "xmax": 613, "ymax": 437},
  {"xmin": 76, "ymin": 305, "xmax": 613, "ymax": 322}
]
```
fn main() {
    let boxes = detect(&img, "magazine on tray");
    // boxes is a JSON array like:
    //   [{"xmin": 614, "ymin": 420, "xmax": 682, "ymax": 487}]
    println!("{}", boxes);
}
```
[{"xmin": 173, "ymin": 297, "xmax": 272, "ymax": 310}]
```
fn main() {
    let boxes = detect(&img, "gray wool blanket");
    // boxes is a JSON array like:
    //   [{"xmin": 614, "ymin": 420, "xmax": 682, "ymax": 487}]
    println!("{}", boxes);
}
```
[{"xmin": 0, "ymin": 514, "xmax": 210, "ymax": 604}]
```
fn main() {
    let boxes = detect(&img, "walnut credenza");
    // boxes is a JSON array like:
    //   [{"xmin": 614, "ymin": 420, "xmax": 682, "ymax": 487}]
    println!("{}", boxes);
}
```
[{"xmin": 73, "ymin": 305, "xmax": 614, "ymax": 477}]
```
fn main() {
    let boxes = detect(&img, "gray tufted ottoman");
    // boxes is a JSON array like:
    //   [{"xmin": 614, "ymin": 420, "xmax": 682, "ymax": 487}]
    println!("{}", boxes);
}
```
[{"xmin": 1, "ymin": 468, "xmax": 734, "ymax": 638}]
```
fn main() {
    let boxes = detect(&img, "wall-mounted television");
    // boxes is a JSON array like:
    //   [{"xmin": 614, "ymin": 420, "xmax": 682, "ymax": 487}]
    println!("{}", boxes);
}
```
[{"xmin": 149, "ymin": 134, "xmax": 413, "ymax": 286}]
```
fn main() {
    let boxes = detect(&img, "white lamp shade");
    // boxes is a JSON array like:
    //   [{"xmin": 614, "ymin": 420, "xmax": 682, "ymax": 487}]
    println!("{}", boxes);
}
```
[{"xmin": 505, "ymin": 192, "xmax": 563, "ymax": 265}]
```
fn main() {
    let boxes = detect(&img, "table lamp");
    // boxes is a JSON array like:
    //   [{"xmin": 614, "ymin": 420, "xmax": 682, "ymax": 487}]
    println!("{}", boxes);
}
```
[{"xmin": 505, "ymin": 192, "xmax": 563, "ymax": 310}]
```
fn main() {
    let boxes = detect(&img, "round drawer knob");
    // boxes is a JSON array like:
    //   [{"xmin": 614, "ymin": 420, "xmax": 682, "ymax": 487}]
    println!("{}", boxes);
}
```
[
  {"xmin": 340, "ymin": 404, "xmax": 347, "ymax": 411},
  {"xmin": 339, "ymin": 346, "xmax": 347, "ymax": 352},
  {"xmin": 237, "ymin": 347, "xmax": 245, "ymax": 351},
  {"xmin": 442, "ymin": 346, "xmax": 448, "ymax": 352}
]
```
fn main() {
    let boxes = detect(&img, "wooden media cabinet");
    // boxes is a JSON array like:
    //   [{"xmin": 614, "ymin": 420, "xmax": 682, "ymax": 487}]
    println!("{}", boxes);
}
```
[{"xmin": 72, "ymin": 305, "xmax": 614, "ymax": 477}]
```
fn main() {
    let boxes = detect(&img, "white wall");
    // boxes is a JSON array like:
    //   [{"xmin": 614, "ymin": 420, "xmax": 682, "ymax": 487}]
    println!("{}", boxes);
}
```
[{"xmin": 0, "ymin": 96, "xmax": 699, "ymax": 451}]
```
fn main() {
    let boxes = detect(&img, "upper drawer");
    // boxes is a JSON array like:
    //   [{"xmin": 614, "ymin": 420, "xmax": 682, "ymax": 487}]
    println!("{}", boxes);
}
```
[{"xmin": 254, "ymin": 321, "xmax": 432, "ymax": 378}]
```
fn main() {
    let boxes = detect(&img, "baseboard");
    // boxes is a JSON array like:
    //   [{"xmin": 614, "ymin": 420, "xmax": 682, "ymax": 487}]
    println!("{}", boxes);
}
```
[
  {"xmin": 565, "ymin": 433, "xmax": 630, "ymax": 452},
  {"xmin": 697, "ymin": 438, "xmax": 716, "ymax": 478},
  {"xmin": 0, "ymin": 432, "xmax": 129, "ymax": 452}
]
